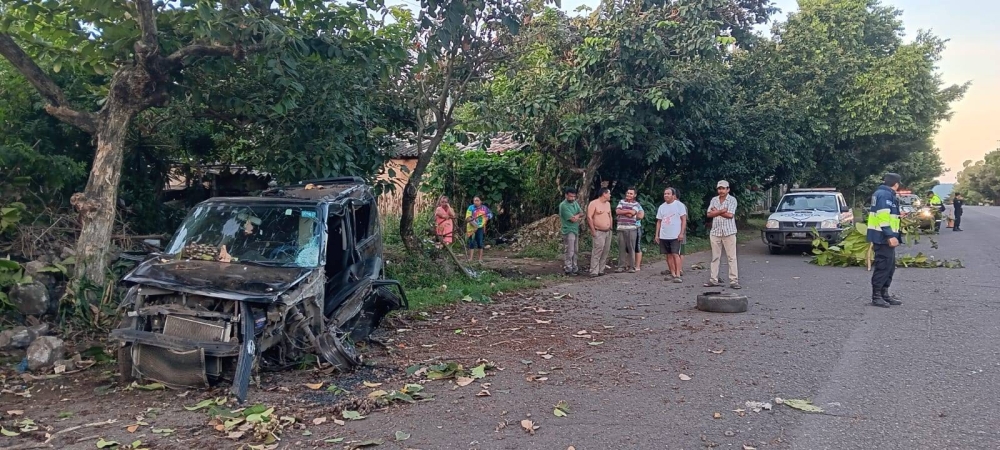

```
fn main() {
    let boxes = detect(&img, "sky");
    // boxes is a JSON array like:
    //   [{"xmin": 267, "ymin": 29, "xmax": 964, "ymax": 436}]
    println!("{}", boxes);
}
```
[{"xmin": 535, "ymin": 0, "xmax": 1000, "ymax": 183}]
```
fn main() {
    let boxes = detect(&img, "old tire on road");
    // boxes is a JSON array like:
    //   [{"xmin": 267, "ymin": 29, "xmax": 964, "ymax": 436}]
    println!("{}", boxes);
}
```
[{"xmin": 696, "ymin": 291, "xmax": 748, "ymax": 313}]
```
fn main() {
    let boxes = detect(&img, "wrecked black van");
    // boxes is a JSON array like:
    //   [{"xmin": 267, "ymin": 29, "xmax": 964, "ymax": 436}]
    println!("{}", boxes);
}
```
[{"xmin": 110, "ymin": 177, "xmax": 406, "ymax": 401}]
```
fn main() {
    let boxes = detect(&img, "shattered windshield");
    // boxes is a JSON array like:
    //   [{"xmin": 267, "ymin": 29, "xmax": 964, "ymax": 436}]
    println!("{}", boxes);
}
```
[
  {"xmin": 777, "ymin": 194, "xmax": 840, "ymax": 212},
  {"xmin": 164, "ymin": 204, "xmax": 323, "ymax": 267}
]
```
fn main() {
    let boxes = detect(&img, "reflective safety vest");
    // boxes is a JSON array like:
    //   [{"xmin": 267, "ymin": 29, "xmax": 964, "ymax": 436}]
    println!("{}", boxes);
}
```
[
  {"xmin": 929, "ymin": 194, "xmax": 943, "ymax": 206},
  {"xmin": 866, "ymin": 185, "xmax": 901, "ymax": 244},
  {"xmin": 867, "ymin": 209, "xmax": 900, "ymax": 233}
]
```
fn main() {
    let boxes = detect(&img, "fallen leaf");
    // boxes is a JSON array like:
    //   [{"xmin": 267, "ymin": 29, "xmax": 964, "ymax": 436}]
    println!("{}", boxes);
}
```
[
  {"xmin": 151, "ymin": 428, "xmax": 174, "ymax": 435},
  {"xmin": 324, "ymin": 437, "xmax": 345, "ymax": 443},
  {"xmin": 542, "ymin": 354, "xmax": 554, "ymax": 360},
  {"xmin": 520, "ymin": 419, "xmax": 538, "ymax": 434},
  {"xmin": 575, "ymin": 330, "xmax": 588, "ymax": 335},
  {"xmin": 6, "ymin": 410, "xmax": 24, "ymax": 416},
  {"xmin": 342, "ymin": 410, "xmax": 365, "ymax": 421},
  {"xmin": 782, "ymin": 399, "xmax": 824, "ymax": 413},
  {"xmin": 135, "ymin": 382, "xmax": 165, "ymax": 391},
  {"xmin": 349, "ymin": 439, "xmax": 384, "ymax": 448},
  {"xmin": 455, "ymin": 377, "xmax": 475, "ymax": 387},
  {"xmin": 535, "ymin": 319, "xmax": 552, "ymax": 324},
  {"xmin": 710, "ymin": 349, "xmax": 725, "ymax": 354},
  {"xmin": 572, "ymin": 334, "xmax": 592, "ymax": 339},
  {"xmin": 477, "ymin": 390, "xmax": 491, "ymax": 397},
  {"xmin": 362, "ymin": 381, "xmax": 382, "ymax": 388},
  {"xmin": 96, "ymin": 438, "xmax": 119, "ymax": 448},
  {"xmin": 304, "ymin": 383, "xmax": 324, "ymax": 390},
  {"xmin": 227, "ymin": 430, "xmax": 245, "ymax": 439},
  {"xmin": 367, "ymin": 390, "xmax": 388, "ymax": 399},
  {"xmin": 454, "ymin": 329, "xmax": 463, "ymax": 334},
  {"xmin": 1, "ymin": 427, "xmax": 19, "ymax": 437},
  {"xmin": 313, "ymin": 417, "xmax": 327, "ymax": 425},
  {"xmin": 127, "ymin": 424, "xmax": 140, "ymax": 433},
  {"xmin": 589, "ymin": 341, "xmax": 604, "ymax": 346},
  {"xmin": 553, "ymin": 401, "xmax": 570, "ymax": 417},
  {"xmin": 470, "ymin": 364, "xmax": 487, "ymax": 379},
  {"xmin": 713, "ymin": 412, "xmax": 722, "ymax": 419},
  {"xmin": 743, "ymin": 445, "xmax": 757, "ymax": 450},
  {"xmin": 678, "ymin": 374, "xmax": 691, "ymax": 381},
  {"xmin": 394, "ymin": 431, "xmax": 411, "ymax": 441}
]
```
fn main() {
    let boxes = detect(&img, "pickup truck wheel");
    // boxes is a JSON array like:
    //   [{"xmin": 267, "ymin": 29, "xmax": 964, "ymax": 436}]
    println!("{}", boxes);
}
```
[
  {"xmin": 768, "ymin": 245, "xmax": 782, "ymax": 255},
  {"xmin": 696, "ymin": 291, "xmax": 748, "ymax": 313},
  {"xmin": 118, "ymin": 345, "xmax": 134, "ymax": 383}
]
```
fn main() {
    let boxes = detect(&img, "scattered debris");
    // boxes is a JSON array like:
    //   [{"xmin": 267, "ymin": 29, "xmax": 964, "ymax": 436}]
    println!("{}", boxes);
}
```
[
  {"xmin": 744, "ymin": 401, "xmax": 772, "ymax": 413},
  {"xmin": 678, "ymin": 374, "xmax": 691, "ymax": 381},
  {"xmin": 781, "ymin": 398, "xmax": 824, "ymax": 413},
  {"xmin": 520, "ymin": 419, "xmax": 539, "ymax": 435}
]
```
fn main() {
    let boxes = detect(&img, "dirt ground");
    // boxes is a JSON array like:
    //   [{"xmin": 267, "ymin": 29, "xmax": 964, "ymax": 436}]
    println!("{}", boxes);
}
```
[{"xmin": 0, "ymin": 277, "xmax": 602, "ymax": 450}]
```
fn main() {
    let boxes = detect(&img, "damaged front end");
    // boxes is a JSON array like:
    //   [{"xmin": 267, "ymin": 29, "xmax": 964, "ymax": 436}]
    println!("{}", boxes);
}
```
[
  {"xmin": 112, "ymin": 262, "xmax": 405, "ymax": 402},
  {"xmin": 110, "ymin": 193, "xmax": 406, "ymax": 402}
]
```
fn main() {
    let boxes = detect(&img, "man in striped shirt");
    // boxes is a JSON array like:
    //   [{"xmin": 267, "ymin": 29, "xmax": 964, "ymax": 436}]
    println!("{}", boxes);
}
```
[{"xmin": 705, "ymin": 180, "xmax": 740, "ymax": 289}]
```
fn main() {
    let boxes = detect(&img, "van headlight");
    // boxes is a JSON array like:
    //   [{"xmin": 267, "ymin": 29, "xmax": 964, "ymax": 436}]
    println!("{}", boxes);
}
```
[
  {"xmin": 820, "ymin": 219, "xmax": 840, "ymax": 229},
  {"xmin": 766, "ymin": 220, "xmax": 779, "ymax": 229}
]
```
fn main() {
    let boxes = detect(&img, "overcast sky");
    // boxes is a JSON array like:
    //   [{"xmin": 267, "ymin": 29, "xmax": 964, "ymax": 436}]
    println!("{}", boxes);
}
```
[{"xmin": 393, "ymin": 0, "xmax": 998, "ymax": 182}]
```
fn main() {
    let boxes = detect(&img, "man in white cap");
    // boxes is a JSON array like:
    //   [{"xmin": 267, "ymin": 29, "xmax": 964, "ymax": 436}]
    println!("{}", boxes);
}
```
[{"xmin": 705, "ymin": 180, "xmax": 740, "ymax": 289}]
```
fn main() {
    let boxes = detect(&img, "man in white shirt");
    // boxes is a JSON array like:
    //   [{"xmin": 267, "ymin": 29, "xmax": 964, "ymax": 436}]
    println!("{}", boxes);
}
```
[
  {"xmin": 705, "ymin": 180, "xmax": 740, "ymax": 289},
  {"xmin": 655, "ymin": 187, "xmax": 687, "ymax": 283}
]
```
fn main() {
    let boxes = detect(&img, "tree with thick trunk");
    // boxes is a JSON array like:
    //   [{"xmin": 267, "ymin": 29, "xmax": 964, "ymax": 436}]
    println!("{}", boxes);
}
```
[
  {"xmin": 395, "ymin": 0, "xmax": 525, "ymax": 252},
  {"xmin": 0, "ymin": 1, "xmax": 289, "ymax": 287}
]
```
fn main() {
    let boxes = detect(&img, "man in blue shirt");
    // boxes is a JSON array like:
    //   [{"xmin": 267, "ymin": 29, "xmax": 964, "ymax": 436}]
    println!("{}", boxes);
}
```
[{"xmin": 866, "ymin": 173, "xmax": 903, "ymax": 308}]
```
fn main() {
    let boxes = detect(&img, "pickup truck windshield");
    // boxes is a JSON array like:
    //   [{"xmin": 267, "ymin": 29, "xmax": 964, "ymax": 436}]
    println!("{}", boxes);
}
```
[
  {"xmin": 164, "ymin": 204, "xmax": 322, "ymax": 267},
  {"xmin": 776, "ymin": 194, "xmax": 840, "ymax": 212}
]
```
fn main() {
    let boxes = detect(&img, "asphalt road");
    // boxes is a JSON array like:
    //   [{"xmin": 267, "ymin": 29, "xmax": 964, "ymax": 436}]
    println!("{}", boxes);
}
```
[{"xmin": 342, "ymin": 206, "xmax": 1000, "ymax": 450}]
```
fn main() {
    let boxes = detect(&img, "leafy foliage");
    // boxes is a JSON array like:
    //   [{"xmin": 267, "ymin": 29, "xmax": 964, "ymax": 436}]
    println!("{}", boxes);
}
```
[
  {"xmin": 810, "ymin": 222, "xmax": 962, "ymax": 268},
  {"xmin": 953, "ymin": 150, "xmax": 1000, "ymax": 205}
]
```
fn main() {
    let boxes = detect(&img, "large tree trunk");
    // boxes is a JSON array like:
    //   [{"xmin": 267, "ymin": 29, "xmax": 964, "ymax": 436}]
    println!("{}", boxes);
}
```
[
  {"xmin": 399, "ymin": 136, "xmax": 443, "ymax": 252},
  {"xmin": 577, "ymin": 151, "xmax": 604, "ymax": 206},
  {"xmin": 71, "ymin": 105, "xmax": 135, "ymax": 286}
]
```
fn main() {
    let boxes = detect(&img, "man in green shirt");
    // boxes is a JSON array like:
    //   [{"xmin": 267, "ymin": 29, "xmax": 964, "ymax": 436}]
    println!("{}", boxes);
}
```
[{"xmin": 559, "ymin": 188, "xmax": 585, "ymax": 275}]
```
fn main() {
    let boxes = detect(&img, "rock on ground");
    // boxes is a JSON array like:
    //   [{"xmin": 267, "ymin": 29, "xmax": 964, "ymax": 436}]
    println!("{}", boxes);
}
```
[
  {"xmin": 27, "ymin": 335, "xmax": 65, "ymax": 371},
  {"xmin": 9, "ymin": 281, "xmax": 53, "ymax": 316},
  {"xmin": 0, "ymin": 323, "xmax": 49, "ymax": 350}
]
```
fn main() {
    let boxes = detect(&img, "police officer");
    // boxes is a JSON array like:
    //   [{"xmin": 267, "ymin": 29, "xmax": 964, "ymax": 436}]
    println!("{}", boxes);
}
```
[
  {"xmin": 927, "ymin": 190, "xmax": 944, "ymax": 231},
  {"xmin": 867, "ymin": 173, "xmax": 903, "ymax": 308},
  {"xmin": 952, "ymin": 192, "xmax": 964, "ymax": 231}
]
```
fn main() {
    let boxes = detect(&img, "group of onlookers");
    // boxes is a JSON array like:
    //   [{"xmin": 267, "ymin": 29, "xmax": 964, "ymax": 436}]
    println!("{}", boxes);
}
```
[
  {"xmin": 559, "ymin": 180, "xmax": 741, "ymax": 289},
  {"xmin": 433, "ymin": 179, "xmax": 741, "ymax": 289},
  {"xmin": 434, "ymin": 195, "xmax": 493, "ymax": 262}
]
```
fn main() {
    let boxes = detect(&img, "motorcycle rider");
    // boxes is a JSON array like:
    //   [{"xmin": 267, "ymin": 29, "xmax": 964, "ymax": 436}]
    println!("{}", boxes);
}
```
[
  {"xmin": 867, "ymin": 173, "xmax": 903, "ymax": 308},
  {"xmin": 927, "ymin": 190, "xmax": 945, "ymax": 231}
]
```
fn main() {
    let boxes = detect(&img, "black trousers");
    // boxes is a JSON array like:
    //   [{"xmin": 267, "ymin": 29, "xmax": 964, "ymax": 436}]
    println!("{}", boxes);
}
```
[
  {"xmin": 954, "ymin": 213, "xmax": 962, "ymax": 229},
  {"xmin": 871, "ymin": 243, "xmax": 896, "ymax": 290}
]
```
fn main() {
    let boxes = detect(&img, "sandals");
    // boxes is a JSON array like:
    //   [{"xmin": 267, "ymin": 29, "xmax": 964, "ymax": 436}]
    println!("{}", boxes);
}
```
[{"xmin": 703, "ymin": 281, "xmax": 720, "ymax": 287}]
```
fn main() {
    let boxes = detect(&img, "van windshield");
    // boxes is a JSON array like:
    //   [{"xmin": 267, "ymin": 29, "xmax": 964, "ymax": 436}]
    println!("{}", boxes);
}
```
[
  {"xmin": 776, "ymin": 194, "xmax": 840, "ymax": 212},
  {"xmin": 164, "ymin": 204, "xmax": 323, "ymax": 268}
]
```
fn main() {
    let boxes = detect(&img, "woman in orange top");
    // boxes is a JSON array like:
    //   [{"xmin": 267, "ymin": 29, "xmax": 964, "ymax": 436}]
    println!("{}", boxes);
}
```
[{"xmin": 434, "ymin": 195, "xmax": 456, "ymax": 245}]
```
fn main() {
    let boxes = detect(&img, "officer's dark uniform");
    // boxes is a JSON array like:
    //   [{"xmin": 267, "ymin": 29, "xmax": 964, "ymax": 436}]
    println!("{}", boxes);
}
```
[
  {"xmin": 953, "ymin": 195, "xmax": 964, "ymax": 231},
  {"xmin": 867, "ymin": 173, "xmax": 903, "ymax": 308}
]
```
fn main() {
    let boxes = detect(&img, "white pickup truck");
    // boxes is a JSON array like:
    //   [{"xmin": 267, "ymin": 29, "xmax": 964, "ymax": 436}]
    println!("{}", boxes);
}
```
[{"xmin": 760, "ymin": 188, "xmax": 855, "ymax": 254}]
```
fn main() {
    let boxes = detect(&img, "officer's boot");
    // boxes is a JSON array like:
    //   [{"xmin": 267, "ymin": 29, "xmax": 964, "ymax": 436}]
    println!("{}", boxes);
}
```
[
  {"xmin": 871, "ymin": 288, "xmax": 890, "ymax": 308},
  {"xmin": 881, "ymin": 288, "xmax": 902, "ymax": 306}
]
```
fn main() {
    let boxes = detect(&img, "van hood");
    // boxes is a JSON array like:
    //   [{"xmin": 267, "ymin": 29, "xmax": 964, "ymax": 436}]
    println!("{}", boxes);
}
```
[{"xmin": 123, "ymin": 258, "xmax": 315, "ymax": 302}]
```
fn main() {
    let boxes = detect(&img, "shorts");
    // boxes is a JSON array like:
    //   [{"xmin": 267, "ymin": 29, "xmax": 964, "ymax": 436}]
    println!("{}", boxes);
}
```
[
  {"xmin": 659, "ymin": 239, "xmax": 681, "ymax": 255},
  {"xmin": 467, "ymin": 228, "xmax": 485, "ymax": 249}
]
